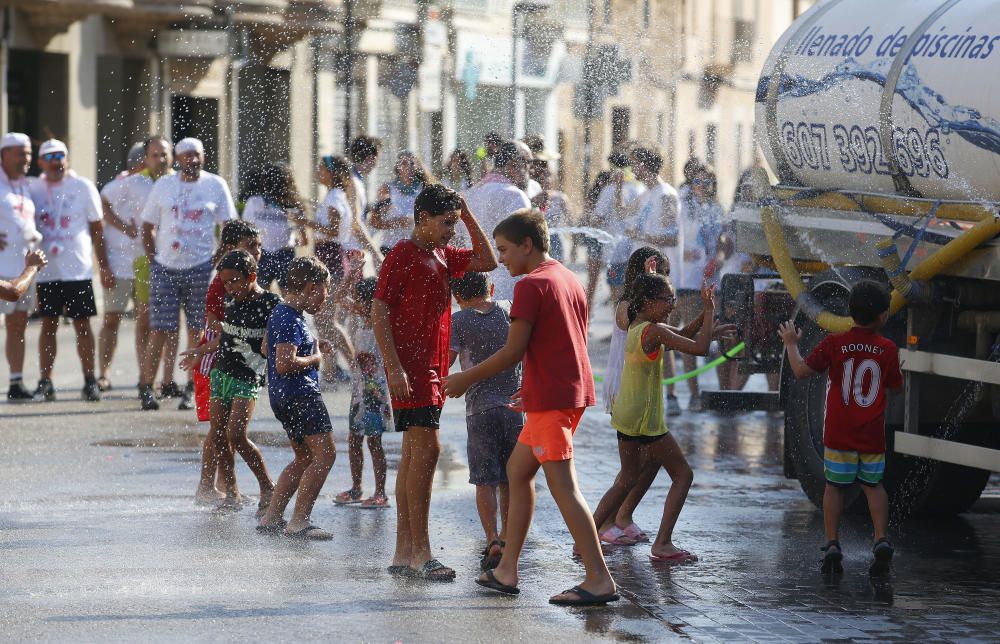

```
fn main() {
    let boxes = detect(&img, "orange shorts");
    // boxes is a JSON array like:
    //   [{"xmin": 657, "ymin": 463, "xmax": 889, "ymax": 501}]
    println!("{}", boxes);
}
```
[{"xmin": 518, "ymin": 407, "xmax": 585, "ymax": 463}]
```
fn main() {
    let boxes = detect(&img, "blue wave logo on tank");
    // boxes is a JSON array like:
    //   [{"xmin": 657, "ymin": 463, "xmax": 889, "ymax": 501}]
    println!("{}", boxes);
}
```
[{"xmin": 757, "ymin": 58, "xmax": 1000, "ymax": 156}]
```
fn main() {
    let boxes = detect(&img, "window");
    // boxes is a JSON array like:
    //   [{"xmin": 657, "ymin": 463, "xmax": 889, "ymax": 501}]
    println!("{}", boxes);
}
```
[
  {"xmin": 688, "ymin": 130, "xmax": 696, "ymax": 156},
  {"xmin": 612, "ymin": 107, "xmax": 630, "ymax": 149},
  {"xmin": 643, "ymin": 0, "xmax": 651, "ymax": 30},
  {"xmin": 656, "ymin": 112, "xmax": 665, "ymax": 144},
  {"xmin": 603, "ymin": 0, "xmax": 612, "ymax": 24},
  {"xmin": 732, "ymin": 19, "xmax": 754, "ymax": 64},
  {"xmin": 705, "ymin": 123, "xmax": 717, "ymax": 167}
]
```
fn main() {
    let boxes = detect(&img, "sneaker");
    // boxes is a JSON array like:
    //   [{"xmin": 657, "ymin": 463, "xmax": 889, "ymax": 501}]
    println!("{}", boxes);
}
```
[
  {"xmin": 688, "ymin": 395, "xmax": 704, "ymax": 412},
  {"xmin": 139, "ymin": 384, "xmax": 160, "ymax": 411},
  {"xmin": 7, "ymin": 381, "xmax": 34, "ymax": 403},
  {"xmin": 82, "ymin": 376, "xmax": 102, "ymax": 402},
  {"xmin": 159, "ymin": 381, "xmax": 182, "ymax": 399},
  {"xmin": 33, "ymin": 378, "xmax": 56, "ymax": 402},
  {"xmin": 821, "ymin": 540, "xmax": 843, "ymax": 575},
  {"xmin": 869, "ymin": 538, "xmax": 894, "ymax": 577},
  {"xmin": 178, "ymin": 381, "xmax": 195, "ymax": 410},
  {"xmin": 666, "ymin": 394, "xmax": 682, "ymax": 417}
]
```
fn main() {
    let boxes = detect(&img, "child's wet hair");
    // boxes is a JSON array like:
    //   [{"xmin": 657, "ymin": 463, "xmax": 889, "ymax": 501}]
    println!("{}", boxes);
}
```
[
  {"xmin": 217, "ymin": 249, "xmax": 257, "ymax": 277},
  {"xmin": 621, "ymin": 246, "xmax": 668, "ymax": 303},
  {"xmin": 492, "ymin": 209, "xmax": 549, "ymax": 252},
  {"xmin": 355, "ymin": 277, "xmax": 378, "ymax": 308},
  {"xmin": 214, "ymin": 220, "xmax": 260, "ymax": 265},
  {"xmin": 627, "ymin": 273, "xmax": 674, "ymax": 324},
  {"xmin": 285, "ymin": 256, "xmax": 330, "ymax": 292},
  {"xmin": 451, "ymin": 272, "xmax": 489, "ymax": 300},
  {"xmin": 849, "ymin": 280, "xmax": 890, "ymax": 326},
  {"xmin": 413, "ymin": 184, "xmax": 461, "ymax": 222}
]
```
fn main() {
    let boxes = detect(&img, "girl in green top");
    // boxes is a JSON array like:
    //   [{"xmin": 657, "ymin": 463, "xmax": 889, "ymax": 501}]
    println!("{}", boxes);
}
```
[{"xmin": 591, "ymin": 273, "xmax": 715, "ymax": 563}]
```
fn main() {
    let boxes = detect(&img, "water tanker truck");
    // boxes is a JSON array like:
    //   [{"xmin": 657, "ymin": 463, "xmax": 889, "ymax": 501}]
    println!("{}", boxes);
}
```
[{"xmin": 726, "ymin": 0, "xmax": 1000, "ymax": 515}]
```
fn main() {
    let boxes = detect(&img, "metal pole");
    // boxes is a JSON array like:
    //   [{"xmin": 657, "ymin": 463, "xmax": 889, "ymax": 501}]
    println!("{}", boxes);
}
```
[
  {"xmin": 343, "ymin": 0, "xmax": 354, "ymax": 148},
  {"xmin": 510, "ymin": 8, "xmax": 517, "ymax": 137},
  {"xmin": 581, "ymin": 0, "xmax": 594, "ymax": 202}
]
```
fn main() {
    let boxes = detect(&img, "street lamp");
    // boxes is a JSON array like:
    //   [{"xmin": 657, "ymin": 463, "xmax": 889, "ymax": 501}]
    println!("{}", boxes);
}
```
[{"xmin": 510, "ymin": 0, "xmax": 549, "ymax": 137}]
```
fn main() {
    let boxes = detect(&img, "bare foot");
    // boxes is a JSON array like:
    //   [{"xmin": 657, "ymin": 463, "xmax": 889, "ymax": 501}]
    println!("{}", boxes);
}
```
[{"xmin": 195, "ymin": 487, "xmax": 225, "ymax": 506}]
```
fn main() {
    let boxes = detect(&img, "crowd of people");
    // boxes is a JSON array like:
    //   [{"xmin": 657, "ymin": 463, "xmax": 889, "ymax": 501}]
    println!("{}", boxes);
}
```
[{"xmin": 0, "ymin": 128, "xmax": 898, "ymax": 603}]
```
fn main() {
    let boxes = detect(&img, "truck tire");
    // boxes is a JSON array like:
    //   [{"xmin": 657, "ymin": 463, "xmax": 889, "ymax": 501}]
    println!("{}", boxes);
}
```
[{"xmin": 782, "ymin": 269, "xmax": 992, "ymax": 517}]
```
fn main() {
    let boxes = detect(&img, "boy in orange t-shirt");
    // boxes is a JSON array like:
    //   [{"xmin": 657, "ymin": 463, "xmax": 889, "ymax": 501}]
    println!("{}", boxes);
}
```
[{"xmin": 445, "ymin": 209, "xmax": 618, "ymax": 606}]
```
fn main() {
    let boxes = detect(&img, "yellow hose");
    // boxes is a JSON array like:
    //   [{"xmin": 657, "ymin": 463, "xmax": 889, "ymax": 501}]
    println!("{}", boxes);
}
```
[{"xmin": 761, "ymin": 195, "xmax": 1000, "ymax": 332}]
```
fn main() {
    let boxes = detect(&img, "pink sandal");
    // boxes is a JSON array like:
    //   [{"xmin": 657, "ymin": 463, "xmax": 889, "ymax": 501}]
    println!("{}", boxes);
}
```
[
  {"xmin": 650, "ymin": 549, "xmax": 698, "ymax": 563},
  {"xmin": 600, "ymin": 525, "xmax": 638, "ymax": 546},
  {"xmin": 333, "ymin": 489, "xmax": 362, "ymax": 505},
  {"xmin": 359, "ymin": 495, "xmax": 390, "ymax": 509},
  {"xmin": 622, "ymin": 523, "xmax": 650, "ymax": 543}
]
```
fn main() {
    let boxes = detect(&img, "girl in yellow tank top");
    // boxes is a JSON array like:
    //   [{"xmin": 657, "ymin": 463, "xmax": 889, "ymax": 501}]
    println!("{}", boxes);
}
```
[{"xmin": 592, "ymin": 273, "xmax": 718, "ymax": 563}]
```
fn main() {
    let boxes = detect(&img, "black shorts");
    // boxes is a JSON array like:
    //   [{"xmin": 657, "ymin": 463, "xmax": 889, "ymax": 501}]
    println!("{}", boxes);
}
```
[
  {"xmin": 273, "ymin": 394, "xmax": 334, "ymax": 444},
  {"xmin": 617, "ymin": 431, "xmax": 666, "ymax": 445},
  {"xmin": 395, "ymin": 405, "xmax": 441, "ymax": 432},
  {"xmin": 257, "ymin": 247, "xmax": 295, "ymax": 290},
  {"xmin": 583, "ymin": 236, "xmax": 604, "ymax": 260},
  {"xmin": 36, "ymin": 280, "xmax": 97, "ymax": 319}
]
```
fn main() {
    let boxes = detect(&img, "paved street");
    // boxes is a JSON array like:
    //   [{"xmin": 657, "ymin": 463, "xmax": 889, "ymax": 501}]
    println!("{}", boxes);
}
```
[{"xmin": 2, "ymin": 272, "xmax": 1000, "ymax": 642}]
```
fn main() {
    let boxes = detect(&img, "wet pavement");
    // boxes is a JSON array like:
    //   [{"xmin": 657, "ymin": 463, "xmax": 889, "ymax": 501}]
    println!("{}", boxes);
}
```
[{"xmin": 2, "ymin": 272, "xmax": 1000, "ymax": 642}]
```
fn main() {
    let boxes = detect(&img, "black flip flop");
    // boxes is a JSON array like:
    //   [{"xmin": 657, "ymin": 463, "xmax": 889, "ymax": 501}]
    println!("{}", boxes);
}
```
[
  {"xmin": 285, "ymin": 524, "xmax": 333, "ymax": 540},
  {"xmin": 475, "ymin": 569, "xmax": 520, "ymax": 596},
  {"xmin": 821, "ymin": 540, "xmax": 843, "ymax": 575},
  {"xmin": 869, "ymin": 538, "xmax": 894, "ymax": 577},
  {"xmin": 255, "ymin": 519, "xmax": 287, "ymax": 535},
  {"xmin": 415, "ymin": 558, "xmax": 456, "ymax": 582},
  {"xmin": 549, "ymin": 585, "xmax": 620, "ymax": 606},
  {"xmin": 387, "ymin": 564, "xmax": 416, "ymax": 577},
  {"xmin": 480, "ymin": 539, "xmax": 504, "ymax": 571}
]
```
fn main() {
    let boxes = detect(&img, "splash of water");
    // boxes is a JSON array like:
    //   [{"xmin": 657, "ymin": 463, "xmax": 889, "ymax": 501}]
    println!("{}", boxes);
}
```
[
  {"xmin": 549, "ymin": 226, "xmax": 618, "ymax": 245},
  {"xmin": 757, "ymin": 57, "xmax": 1000, "ymax": 157}
]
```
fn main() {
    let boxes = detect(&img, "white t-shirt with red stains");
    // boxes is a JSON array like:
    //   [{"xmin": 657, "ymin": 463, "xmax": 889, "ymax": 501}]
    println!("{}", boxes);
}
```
[
  {"xmin": 0, "ymin": 167, "xmax": 39, "ymax": 278},
  {"xmin": 140, "ymin": 172, "xmax": 237, "ymax": 270},
  {"xmin": 28, "ymin": 170, "xmax": 102, "ymax": 283}
]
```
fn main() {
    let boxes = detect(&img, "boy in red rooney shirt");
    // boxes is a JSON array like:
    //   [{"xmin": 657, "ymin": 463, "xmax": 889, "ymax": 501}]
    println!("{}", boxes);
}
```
[
  {"xmin": 445, "ymin": 210, "xmax": 618, "ymax": 607},
  {"xmin": 373, "ymin": 184, "xmax": 497, "ymax": 581},
  {"xmin": 780, "ymin": 280, "xmax": 903, "ymax": 577}
]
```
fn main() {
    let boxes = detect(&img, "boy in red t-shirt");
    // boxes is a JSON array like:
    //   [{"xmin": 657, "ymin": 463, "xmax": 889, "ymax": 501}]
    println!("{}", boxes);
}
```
[
  {"xmin": 445, "ymin": 210, "xmax": 618, "ymax": 607},
  {"xmin": 373, "ymin": 184, "xmax": 497, "ymax": 581},
  {"xmin": 780, "ymin": 280, "xmax": 903, "ymax": 577}
]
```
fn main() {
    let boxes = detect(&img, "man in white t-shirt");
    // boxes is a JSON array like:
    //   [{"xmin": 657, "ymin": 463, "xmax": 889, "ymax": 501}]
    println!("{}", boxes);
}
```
[
  {"xmin": 0, "ymin": 132, "xmax": 41, "ymax": 401},
  {"xmin": 594, "ymin": 151, "xmax": 647, "ymax": 305},
  {"xmin": 138, "ymin": 137, "xmax": 237, "ymax": 411},
  {"xmin": 29, "ymin": 139, "xmax": 111, "ymax": 403},
  {"xmin": 98, "ymin": 136, "xmax": 174, "ymax": 392},
  {"xmin": 462, "ymin": 141, "xmax": 532, "ymax": 300},
  {"xmin": 628, "ymin": 145, "xmax": 684, "ymax": 416}
]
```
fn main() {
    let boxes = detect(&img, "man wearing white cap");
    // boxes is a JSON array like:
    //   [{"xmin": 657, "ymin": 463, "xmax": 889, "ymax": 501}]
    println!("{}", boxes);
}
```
[
  {"xmin": 138, "ymin": 137, "xmax": 237, "ymax": 411},
  {"xmin": 28, "ymin": 139, "xmax": 111, "ymax": 402},
  {"xmin": 0, "ymin": 132, "xmax": 42, "ymax": 401},
  {"xmin": 98, "ymin": 136, "xmax": 174, "ymax": 393},
  {"xmin": 462, "ymin": 140, "xmax": 531, "ymax": 300}
]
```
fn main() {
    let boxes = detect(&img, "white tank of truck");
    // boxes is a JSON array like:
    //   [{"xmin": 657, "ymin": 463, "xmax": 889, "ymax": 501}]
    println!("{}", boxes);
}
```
[{"xmin": 756, "ymin": 0, "xmax": 1000, "ymax": 202}]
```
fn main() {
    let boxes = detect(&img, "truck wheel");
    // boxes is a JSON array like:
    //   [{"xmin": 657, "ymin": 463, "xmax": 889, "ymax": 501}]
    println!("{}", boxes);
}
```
[{"xmin": 884, "ymin": 428, "xmax": 993, "ymax": 518}]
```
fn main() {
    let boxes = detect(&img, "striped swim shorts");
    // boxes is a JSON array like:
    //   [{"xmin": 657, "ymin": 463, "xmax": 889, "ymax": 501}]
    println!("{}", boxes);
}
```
[
  {"xmin": 149, "ymin": 260, "xmax": 213, "ymax": 332},
  {"xmin": 824, "ymin": 447, "xmax": 885, "ymax": 487}
]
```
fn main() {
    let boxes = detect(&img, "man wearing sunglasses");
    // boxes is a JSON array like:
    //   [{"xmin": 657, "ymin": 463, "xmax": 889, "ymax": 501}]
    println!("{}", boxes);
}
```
[
  {"xmin": 0, "ymin": 132, "xmax": 42, "ymax": 401},
  {"xmin": 28, "ymin": 139, "xmax": 112, "ymax": 402}
]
